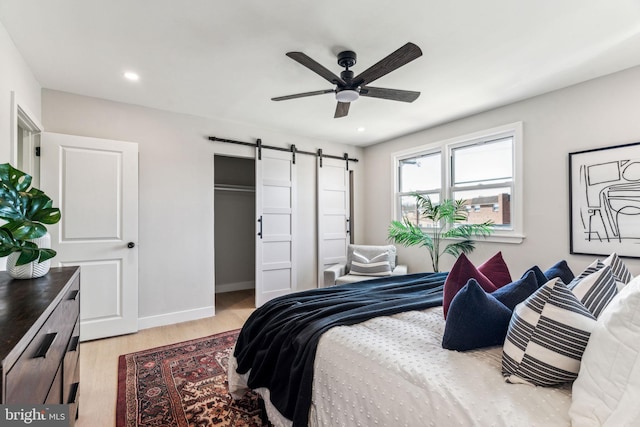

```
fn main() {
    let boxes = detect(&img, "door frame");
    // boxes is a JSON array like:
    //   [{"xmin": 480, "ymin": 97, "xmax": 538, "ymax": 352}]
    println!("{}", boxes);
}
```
[
  {"xmin": 10, "ymin": 91, "xmax": 42, "ymax": 183},
  {"xmin": 213, "ymin": 154, "xmax": 256, "ymax": 294},
  {"xmin": 210, "ymin": 143, "xmax": 256, "ymax": 310}
]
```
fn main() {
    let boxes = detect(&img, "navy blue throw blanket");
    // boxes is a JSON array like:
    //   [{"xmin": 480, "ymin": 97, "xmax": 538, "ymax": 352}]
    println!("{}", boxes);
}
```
[{"xmin": 234, "ymin": 272, "xmax": 447, "ymax": 427}]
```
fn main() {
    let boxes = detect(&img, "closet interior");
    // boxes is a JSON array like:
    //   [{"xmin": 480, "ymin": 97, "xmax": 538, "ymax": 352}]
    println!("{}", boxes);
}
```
[{"xmin": 214, "ymin": 155, "xmax": 256, "ymax": 297}]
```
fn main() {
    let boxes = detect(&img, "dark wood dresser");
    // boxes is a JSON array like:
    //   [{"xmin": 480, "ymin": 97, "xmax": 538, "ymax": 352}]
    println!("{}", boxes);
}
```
[{"xmin": 0, "ymin": 267, "xmax": 80, "ymax": 423}]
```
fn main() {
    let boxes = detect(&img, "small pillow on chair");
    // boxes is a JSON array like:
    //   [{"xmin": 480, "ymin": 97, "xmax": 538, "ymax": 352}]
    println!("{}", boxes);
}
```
[{"xmin": 349, "ymin": 251, "xmax": 392, "ymax": 277}]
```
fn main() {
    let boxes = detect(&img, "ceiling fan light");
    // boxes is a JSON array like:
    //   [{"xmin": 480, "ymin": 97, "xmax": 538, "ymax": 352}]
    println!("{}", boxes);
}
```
[{"xmin": 336, "ymin": 89, "xmax": 359, "ymax": 103}]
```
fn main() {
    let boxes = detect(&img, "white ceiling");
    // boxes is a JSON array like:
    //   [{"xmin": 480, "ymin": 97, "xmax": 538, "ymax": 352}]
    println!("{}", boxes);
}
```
[{"xmin": 2, "ymin": 1, "xmax": 640, "ymax": 146}]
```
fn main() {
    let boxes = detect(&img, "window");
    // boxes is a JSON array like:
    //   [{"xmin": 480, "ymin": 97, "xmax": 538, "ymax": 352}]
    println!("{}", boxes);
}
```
[
  {"xmin": 393, "ymin": 122, "xmax": 523, "ymax": 243},
  {"xmin": 451, "ymin": 136, "xmax": 513, "ymax": 229},
  {"xmin": 398, "ymin": 152, "xmax": 440, "ymax": 227}
]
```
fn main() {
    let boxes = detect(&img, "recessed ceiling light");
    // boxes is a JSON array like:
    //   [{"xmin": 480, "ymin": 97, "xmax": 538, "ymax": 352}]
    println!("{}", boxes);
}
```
[
  {"xmin": 357, "ymin": 127, "xmax": 366, "ymax": 132},
  {"xmin": 123, "ymin": 71, "xmax": 139, "ymax": 81}
]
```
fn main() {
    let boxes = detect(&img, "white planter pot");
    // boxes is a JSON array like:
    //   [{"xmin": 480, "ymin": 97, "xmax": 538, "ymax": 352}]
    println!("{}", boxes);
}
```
[{"xmin": 7, "ymin": 232, "xmax": 52, "ymax": 279}]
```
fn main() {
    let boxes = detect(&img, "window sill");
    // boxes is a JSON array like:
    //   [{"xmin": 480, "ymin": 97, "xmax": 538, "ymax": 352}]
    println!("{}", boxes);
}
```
[
  {"xmin": 479, "ymin": 232, "xmax": 525, "ymax": 244},
  {"xmin": 441, "ymin": 233, "xmax": 525, "ymax": 245}
]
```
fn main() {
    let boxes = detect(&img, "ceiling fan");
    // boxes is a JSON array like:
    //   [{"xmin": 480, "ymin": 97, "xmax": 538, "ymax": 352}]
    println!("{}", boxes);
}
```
[{"xmin": 272, "ymin": 42, "xmax": 423, "ymax": 118}]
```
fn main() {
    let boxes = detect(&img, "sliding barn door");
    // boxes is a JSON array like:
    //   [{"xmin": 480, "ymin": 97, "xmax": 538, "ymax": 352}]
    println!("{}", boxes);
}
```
[
  {"xmin": 40, "ymin": 132, "xmax": 139, "ymax": 341},
  {"xmin": 317, "ymin": 157, "xmax": 350, "ymax": 287},
  {"xmin": 255, "ymin": 149, "xmax": 296, "ymax": 307}
]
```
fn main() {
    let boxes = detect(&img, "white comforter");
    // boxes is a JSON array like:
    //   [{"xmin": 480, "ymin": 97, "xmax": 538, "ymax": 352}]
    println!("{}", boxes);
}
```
[{"xmin": 229, "ymin": 306, "xmax": 572, "ymax": 427}]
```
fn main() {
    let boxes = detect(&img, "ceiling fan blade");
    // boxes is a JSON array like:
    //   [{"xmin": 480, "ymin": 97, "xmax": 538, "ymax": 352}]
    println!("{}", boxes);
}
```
[
  {"xmin": 286, "ymin": 52, "xmax": 346, "ymax": 86},
  {"xmin": 359, "ymin": 86, "xmax": 420, "ymax": 102},
  {"xmin": 271, "ymin": 89, "xmax": 334, "ymax": 101},
  {"xmin": 353, "ymin": 42, "xmax": 422, "ymax": 86},
  {"xmin": 334, "ymin": 102, "xmax": 350, "ymax": 118}
]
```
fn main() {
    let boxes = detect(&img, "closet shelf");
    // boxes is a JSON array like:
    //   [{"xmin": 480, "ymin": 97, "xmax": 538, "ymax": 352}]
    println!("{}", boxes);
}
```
[{"xmin": 215, "ymin": 184, "xmax": 255, "ymax": 193}]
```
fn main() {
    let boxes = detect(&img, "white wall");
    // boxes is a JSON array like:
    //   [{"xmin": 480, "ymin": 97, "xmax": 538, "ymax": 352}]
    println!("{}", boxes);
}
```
[
  {"xmin": 363, "ymin": 65, "xmax": 640, "ymax": 278},
  {"xmin": 41, "ymin": 89, "xmax": 364, "ymax": 328},
  {"xmin": 0, "ymin": 22, "xmax": 41, "ymax": 271},
  {"xmin": 0, "ymin": 22, "xmax": 41, "ymax": 165}
]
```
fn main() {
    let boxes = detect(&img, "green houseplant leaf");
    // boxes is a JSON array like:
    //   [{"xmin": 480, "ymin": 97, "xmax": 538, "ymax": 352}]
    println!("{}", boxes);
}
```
[
  {"xmin": 0, "ymin": 163, "xmax": 61, "ymax": 267},
  {"xmin": 388, "ymin": 194, "xmax": 494, "ymax": 272}
]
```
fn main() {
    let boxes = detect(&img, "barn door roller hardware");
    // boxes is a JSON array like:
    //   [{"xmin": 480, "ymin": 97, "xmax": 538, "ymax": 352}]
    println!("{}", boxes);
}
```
[{"xmin": 208, "ymin": 136, "xmax": 358, "ymax": 166}]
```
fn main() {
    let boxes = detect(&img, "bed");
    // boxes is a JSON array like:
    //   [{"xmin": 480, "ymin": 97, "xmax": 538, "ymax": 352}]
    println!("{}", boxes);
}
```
[{"xmin": 228, "ymin": 255, "xmax": 640, "ymax": 427}]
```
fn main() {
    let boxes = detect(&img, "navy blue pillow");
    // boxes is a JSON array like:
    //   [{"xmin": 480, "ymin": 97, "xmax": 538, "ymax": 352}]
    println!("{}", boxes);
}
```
[
  {"xmin": 521, "ymin": 265, "xmax": 548, "ymax": 288},
  {"xmin": 544, "ymin": 260, "xmax": 575, "ymax": 285},
  {"xmin": 442, "ymin": 279, "xmax": 512, "ymax": 351},
  {"xmin": 492, "ymin": 270, "xmax": 539, "ymax": 310}
]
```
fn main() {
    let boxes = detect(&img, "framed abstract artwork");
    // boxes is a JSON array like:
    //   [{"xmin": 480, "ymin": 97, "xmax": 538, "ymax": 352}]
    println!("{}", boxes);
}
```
[{"xmin": 569, "ymin": 141, "xmax": 640, "ymax": 257}]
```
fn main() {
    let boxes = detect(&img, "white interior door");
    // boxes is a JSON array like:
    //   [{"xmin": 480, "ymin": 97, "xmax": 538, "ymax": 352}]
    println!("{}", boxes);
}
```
[
  {"xmin": 317, "ymin": 157, "xmax": 350, "ymax": 287},
  {"xmin": 40, "ymin": 132, "xmax": 139, "ymax": 341},
  {"xmin": 255, "ymin": 148, "xmax": 296, "ymax": 307}
]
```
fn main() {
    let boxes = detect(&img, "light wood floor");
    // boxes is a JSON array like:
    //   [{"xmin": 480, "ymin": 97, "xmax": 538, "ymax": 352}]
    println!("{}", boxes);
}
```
[{"xmin": 76, "ymin": 290, "xmax": 255, "ymax": 427}]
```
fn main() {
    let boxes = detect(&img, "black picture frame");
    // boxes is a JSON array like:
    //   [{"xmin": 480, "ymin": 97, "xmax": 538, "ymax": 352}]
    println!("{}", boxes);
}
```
[{"xmin": 569, "ymin": 141, "xmax": 640, "ymax": 258}]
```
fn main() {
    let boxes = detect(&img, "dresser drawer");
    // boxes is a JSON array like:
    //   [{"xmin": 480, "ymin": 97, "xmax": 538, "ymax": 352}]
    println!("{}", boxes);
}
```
[
  {"xmin": 62, "ymin": 276, "xmax": 80, "ymax": 320},
  {"xmin": 45, "ymin": 365, "xmax": 63, "ymax": 404},
  {"xmin": 4, "ymin": 289, "xmax": 78, "ymax": 404},
  {"xmin": 67, "ymin": 366, "xmax": 80, "ymax": 426},
  {"xmin": 63, "ymin": 320, "xmax": 80, "ymax": 403}
]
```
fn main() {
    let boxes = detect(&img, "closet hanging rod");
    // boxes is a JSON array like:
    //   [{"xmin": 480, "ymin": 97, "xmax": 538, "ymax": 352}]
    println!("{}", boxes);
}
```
[
  {"xmin": 214, "ymin": 184, "xmax": 255, "ymax": 193},
  {"xmin": 208, "ymin": 136, "xmax": 359, "ymax": 163}
]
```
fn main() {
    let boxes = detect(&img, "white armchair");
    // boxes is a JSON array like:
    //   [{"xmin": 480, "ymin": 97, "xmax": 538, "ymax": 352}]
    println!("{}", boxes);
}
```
[{"xmin": 323, "ymin": 244, "xmax": 408, "ymax": 287}]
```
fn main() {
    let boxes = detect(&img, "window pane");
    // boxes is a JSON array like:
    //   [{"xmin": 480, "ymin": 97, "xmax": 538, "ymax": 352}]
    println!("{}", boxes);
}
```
[
  {"xmin": 400, "ymin": 193, "xmax": 439, "ymax": 227},
  {"xmin": 399, "ymin": 152, "xmax": 441, "ymax": 192},
  {"xmin": 453, "ymin": 138, "xmax": 512, "ymax": 186},
  {"xmin": 453, "ymin": 188, "xmax": 511, "ymax": 227},
  {"xmin": 400, "ymin": 195, "xmax": 418, "ymax": 224}
]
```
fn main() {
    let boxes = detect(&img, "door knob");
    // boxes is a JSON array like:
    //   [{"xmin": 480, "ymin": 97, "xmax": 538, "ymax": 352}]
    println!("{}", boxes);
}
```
[{"xmin": 127, "ymin": 242, "xmax": 135, "ymax": 248}]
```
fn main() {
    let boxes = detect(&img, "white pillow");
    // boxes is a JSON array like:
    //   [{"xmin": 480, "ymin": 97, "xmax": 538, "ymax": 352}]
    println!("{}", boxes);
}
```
[
  {"xmin": 569, "ymin": 275, "xmax": 640, "ymax": 426},
  {"xmin": 349, "ymin": 251, "xmax": 392, "ymax": 276}
]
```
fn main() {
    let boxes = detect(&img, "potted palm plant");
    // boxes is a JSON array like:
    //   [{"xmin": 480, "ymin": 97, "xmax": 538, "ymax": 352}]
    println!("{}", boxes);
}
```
[
  {"xmin": 388, "ymin": 194, "xmax": 493, "ymax": 272},
  {"xmin": 0, "ymin": 163, "xmax": 61, "ymax": 278}
]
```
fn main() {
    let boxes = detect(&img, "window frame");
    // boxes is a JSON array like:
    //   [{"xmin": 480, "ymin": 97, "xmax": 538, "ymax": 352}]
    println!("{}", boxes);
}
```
[
  {"xmin": 391, "ymin": 122, "xmax": 524, "ymax": 244},
  {"xmin": 396, "ymin": 150, "xmax": 442, "ymax": 227}
]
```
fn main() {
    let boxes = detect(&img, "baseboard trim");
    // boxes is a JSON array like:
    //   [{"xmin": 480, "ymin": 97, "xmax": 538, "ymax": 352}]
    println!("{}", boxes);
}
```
[
  {"xmin": 138, "ymin": 306, "xmax": 214, "ymax": 330},
  {"xmin": 216, "ymin": 280, "xmax": 255, "ymax": 294}
]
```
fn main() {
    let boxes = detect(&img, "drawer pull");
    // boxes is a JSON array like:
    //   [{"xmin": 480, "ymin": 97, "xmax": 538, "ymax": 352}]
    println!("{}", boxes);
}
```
[
  {"xmin": 34, "ymin": 332, "xmax": 57, "ymax": 358},
  {"xmin": 67, "ymin": 290, "xmax": 79, "ymax": 300},
  {"xmin": 67, "ymin": 382, "xmax": 79, "ymax": 404},
  {"xmin": 68, "ymin": 335, "xmax": 80, "ymax": 352}
]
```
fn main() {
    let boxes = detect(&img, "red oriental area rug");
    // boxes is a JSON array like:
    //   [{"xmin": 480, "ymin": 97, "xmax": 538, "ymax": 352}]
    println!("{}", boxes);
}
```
[{"xmin": 116, "ymin": 329, "xmax": 271, "ymax": 427}]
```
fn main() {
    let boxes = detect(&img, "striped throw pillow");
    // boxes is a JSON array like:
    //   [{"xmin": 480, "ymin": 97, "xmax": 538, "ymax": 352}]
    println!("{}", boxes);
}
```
[
  {"xmin": 602, "ymin": 252, "xmax": 633, "ymax": 289},
  {"xmin": 502, "ymin": 278, "xmax": 596, "ymax": 386},
  {"xmin": 349, "ymin": 251, "xmax": 392, "ymax": 276},
  {"xmin": 567, "ymin": 259, "xmax": 604, "ymax": 288},
  {"xmin": 569, "ymin": 265, "xmax": 618, "ymax": 318}
]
